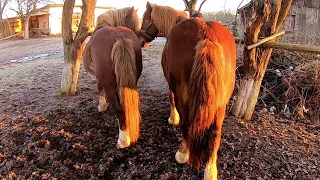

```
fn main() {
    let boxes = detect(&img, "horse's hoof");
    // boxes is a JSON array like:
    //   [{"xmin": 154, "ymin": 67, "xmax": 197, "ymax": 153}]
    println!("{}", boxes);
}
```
[
  {"xmin": 98, "ymin": 103, "xmax": 108, "ymax": 112},
  {"xmin": 168, "ymin": 116, "xmax": 179, "ymax": 126},
  {"xmin": 116, "ymin": 140, "xmax": 130, "ymax": 149},
  {"xmin": 116, "ymin": 130, "xmax": 130, "ymax": 149},
  {"xmin": 204, "ymin": 167, "xmax": 218, "ymax": 180},
  {"xmin": 175, "ymin": 150, "xmax": 189, "ymax": 164}
]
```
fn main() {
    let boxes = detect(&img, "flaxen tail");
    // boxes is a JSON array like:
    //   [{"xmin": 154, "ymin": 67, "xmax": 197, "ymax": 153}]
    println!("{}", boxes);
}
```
[
  {"xmin": 83, "ymin": 39, "xmax": 95, "ymax": 76},
  {"xmin": 111, "ymin": 38, "xmax": 141, "ymax": 143},
  {"xmin": 188, "ymin": 36, "xmax": 226, "ymax": 169}
]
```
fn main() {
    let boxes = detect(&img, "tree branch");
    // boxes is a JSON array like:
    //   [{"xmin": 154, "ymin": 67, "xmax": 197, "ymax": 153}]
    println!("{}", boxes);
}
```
[
  {"xmin": 182, "ymin": 0, "xmax": 189, "ymax": 8},
  {"xmin": 198, "ymin": 0, "xmax": 206, "ymax": 11},
  {"xmin": 1, "ymin": 0, "xmax": 9, "ymax": 12},
  {"xmin": 74, "ymin": 0, "xmax": 96, "ymax": 43},
  {"xmin": 276, "ymin": 0, "xmax": 293, "ymax": 32},
  {"xmin": 62, "ymin": 0, "xmax": 75, "ymax": 44},
  {"xmin": 246, "ymin": 31, "xmax": 285, "ymax": 50}
]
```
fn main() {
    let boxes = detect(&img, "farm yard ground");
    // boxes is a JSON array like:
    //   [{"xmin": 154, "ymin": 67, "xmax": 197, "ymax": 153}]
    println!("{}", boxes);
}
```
[{"xmin": 0, "ymin": 36, "xmax": 319, "ymax": 179}]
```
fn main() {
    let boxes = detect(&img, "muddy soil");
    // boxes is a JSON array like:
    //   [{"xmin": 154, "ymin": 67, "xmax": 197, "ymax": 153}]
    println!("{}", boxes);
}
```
[{"xmin": 0, "ymin": 36, "xmax": 319, "ymax": 180}]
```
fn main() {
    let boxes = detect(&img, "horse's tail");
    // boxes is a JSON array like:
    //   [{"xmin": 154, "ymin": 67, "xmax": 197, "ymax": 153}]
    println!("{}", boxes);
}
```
[
  {"xmin": 111, "ymin": 38, "xmax": 140, "ymax": 143},
  {"xmin": 188, "ymin": 36, "xmax": 226, "ymax": 169},
  {"xmin": 83, "ymin": 39, "xmax": 95, "ymax": 76}
]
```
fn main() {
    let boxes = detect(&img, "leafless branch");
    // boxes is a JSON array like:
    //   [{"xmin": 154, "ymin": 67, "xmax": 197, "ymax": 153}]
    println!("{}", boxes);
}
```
[
  {"xmin": 1, "ymin": 0, "xmax": 9, "ymax": 12},
  {"xmin": 10, "ymin": 0, "xmax": 51, "ymax": 19},
  {"xmin": 182, "ymin": 0, "xmax": 189, "ymax": 8},
  {"xmin": 198, "ymin": 0, "xmax": 206, "ymax": 12}
]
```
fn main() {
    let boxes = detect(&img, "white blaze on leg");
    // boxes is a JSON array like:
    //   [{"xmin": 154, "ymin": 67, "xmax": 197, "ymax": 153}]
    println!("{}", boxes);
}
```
[
  {"xmin": 204, "ymin": 157, "xmax": 218, "ymax": 180},
  {"xmin": 98, "ymin": 93, "xmax": 108, "ymax": 112},
  {"xmin": 116, "ymin": 129, "xmax": 131, "ymax": 149},
  {"xmin": 168, "ymin": 106, "xmax": 180, "ymax": 125},
  {"xmin": 115, "ymin": 117, "xmax": 130, "ymax": 149}
]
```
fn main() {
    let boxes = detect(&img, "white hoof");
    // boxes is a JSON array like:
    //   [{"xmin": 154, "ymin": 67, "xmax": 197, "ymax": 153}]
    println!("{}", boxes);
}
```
[
  {"xmin": 168, "ymin": 116, "xmax": 179, "ymax": 126},
  {"xmin": 204, "ymin": 166, "xmax": 218, "ymax": 180},
  {"xmin": 175, "ymin": 150, "xmax": 189, "ymax": 164},
  {"xmin": 116, "ymin": 129, "xmax": 130, "ymax": 149},
  {"xmin": 98, "ymin": 102, "xmax": 108, "ymax": 112}
]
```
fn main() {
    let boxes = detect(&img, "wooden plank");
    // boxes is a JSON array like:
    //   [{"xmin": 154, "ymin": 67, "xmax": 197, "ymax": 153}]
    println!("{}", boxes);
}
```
[
  {"xmin": 247, "ymin": 31, "xmax": 286, "ymax": 50},
  {"xmin": 261, "ymin": 41, "xmax": 320, "ymax": 54},
  {"xmin": 0, "ymin": 33, "xmax": 19, "ymax": 40},
  {"xmin": 234, "ymin": 37, "xmax": 320, "ymax": 54}
]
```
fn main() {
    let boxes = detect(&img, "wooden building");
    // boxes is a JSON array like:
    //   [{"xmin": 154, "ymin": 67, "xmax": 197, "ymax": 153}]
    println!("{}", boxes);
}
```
[
  {"xmin": 5, "ymin": 4, "xmax": 113, "ymax": 37},
  {"xmin": 237, "ymin": 0, "xmax": 320, "ymax": 45}
]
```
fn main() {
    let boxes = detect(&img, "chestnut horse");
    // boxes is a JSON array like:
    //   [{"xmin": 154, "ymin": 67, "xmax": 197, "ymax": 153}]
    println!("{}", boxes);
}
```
[
  {"xmin": 82, "ymin": 7, "xmax": 158, "ymax": 148},
  {"xmin": 141, "ymin": 2, "xmax": 236, "ymax": 179},
  {"xmin": 85, "ymin": 7, "xmax": 141, "ymax": 113}
]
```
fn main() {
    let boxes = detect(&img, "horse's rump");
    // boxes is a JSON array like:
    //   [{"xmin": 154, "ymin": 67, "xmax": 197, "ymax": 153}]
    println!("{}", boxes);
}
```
[{"xmin": 187, "ymin": 20, "xmax": 236, "ymax": 169}]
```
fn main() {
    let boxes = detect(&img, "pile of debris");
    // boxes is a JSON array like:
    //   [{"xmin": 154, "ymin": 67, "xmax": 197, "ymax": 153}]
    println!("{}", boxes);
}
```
[{"xmin": 259, "ymin": 50, "xmax": 320, "ymax": 123}]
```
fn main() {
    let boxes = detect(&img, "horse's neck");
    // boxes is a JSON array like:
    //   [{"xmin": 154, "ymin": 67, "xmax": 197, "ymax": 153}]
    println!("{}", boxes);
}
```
[{"xmin": 97, "ymin": 12, "xmax": 126, "ymax": 28}]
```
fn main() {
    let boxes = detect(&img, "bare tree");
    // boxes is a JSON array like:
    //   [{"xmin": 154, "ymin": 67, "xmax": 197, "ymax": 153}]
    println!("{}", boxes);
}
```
[
  {"xmin": 183, "ymin": 0, "xmax": 207, "ymax": 16},
  {"xmin": 60, "ymin": 0, "xmax": 96, "ymax": 95},
  {"xmin": 182, "ymin": 0, "xmax": 194, "ymax": 16},
  {"xmin": 0, "ymin": 0, "xmax": 9, "ymax": 37},
  {"xmin": 232, "ymin": 0, "xmax": 293, "ymax": 120},
  {"xmin": 10, "ymin": 0, "xmax": 50, "ymax": 39}
]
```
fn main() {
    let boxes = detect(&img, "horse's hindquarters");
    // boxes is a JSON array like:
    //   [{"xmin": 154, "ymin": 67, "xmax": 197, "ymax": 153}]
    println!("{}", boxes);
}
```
[
  {"xmin": 88, "ymin": 26, "xmax": 143, "ymax": 148},
  {"xmin": 162, "ymin": 18, "xmax": 237, "ymax": 178}
]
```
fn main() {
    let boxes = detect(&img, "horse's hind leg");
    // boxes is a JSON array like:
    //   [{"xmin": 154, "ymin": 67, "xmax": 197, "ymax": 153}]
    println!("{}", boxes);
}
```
[
  {"xmin": 204, "ymin": 105, "xmax": 226, "ymax": 180},
  {"xmin": 168, "ymin": 89, "xmax": 180, "ymax": 126},
  {"xmin": 172, "ymin": 86, "xmax": 189, "ymax": 163},
  {"xmin": 104, "ymin": 89, "xmax": 130, "ymax": 149},
  {"xmin": 97, "ymin": 82, "xmax": 109, "ymax": 112}
]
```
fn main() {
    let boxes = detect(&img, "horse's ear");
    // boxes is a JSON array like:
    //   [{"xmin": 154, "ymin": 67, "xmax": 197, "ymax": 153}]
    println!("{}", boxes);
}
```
[
  {"xmin": 135, "ymin": 8, "xmax": 139, "ymax": 12},
  {"xmin": 128, "ymin": 6, "xmax": 135, "ymax": 14},
  {"xmin": 146, "ymin": 1, "xmax": 152, "ymax": 9}
]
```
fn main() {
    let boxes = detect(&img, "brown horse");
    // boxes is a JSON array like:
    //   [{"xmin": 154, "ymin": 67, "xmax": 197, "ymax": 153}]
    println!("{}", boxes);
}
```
[
  {"xmin": 82, "ymin": 8, "xmax": 158, "ymax": 148},
  {"xmin": 141, "ymin": 2, "xmax": 236, "ymax": 179}
]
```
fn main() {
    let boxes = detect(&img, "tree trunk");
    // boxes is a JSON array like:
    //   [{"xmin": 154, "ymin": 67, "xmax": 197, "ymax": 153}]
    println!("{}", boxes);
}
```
[
  {"xmin": 183, "ymin": 0, "xmax": 198, "ymax": 17},
  {"xmin": 233, "ymin": 48, "xmax": 273, "ymax": 120},
  {"xmin": 60, "ymin": 0, "xmax": 96, "ymax": 95},
  {"xmin": 0, "ymin": 1, "xmax": 3, "ymax": 38},
  {"xmin": 0, "ymin": 12, "xmax": 3, "ymax": 38},
  {"xmin": 24, "ymin": 17, "xmax": 30, "ymax": 39},
  {"xmin": 60, "ymin": 42, "xmax": 84, "ymax": 95},
  {"xmin": 188, "ymin": 3, "xmax": 196, "ymax": 16},
  {"xmin": 232, "ymin": 0, "xmax": 292, "ymax": 120}
]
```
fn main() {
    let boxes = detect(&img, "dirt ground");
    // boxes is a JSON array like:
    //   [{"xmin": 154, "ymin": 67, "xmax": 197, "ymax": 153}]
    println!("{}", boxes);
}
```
[{"xmin": 0, "ymin": 36, "xmax": 319, "ymax": 180}]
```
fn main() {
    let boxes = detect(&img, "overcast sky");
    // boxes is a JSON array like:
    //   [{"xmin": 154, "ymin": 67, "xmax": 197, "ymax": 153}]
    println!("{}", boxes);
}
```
[{"xmin": 4, "ymin": 0, "xmax": 251, "ymax": 18}]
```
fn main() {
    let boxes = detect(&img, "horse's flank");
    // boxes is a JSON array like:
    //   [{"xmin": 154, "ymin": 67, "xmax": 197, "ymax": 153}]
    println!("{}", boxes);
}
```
[{"xmin": 150, "ymin": 4, "xmax": 188, "ymax": 37}]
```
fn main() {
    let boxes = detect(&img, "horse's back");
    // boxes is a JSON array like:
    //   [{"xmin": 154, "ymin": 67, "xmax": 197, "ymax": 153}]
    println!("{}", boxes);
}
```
[{"xmin": 90, "ymin": 26, "xmax": 142, "ymax": 88}]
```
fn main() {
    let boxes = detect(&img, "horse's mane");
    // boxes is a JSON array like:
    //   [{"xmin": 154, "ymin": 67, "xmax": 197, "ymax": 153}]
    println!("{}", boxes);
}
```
[
  {"xmin": 150, "ymin": 4, "xmax": 188, "ymax": 37},
  {"xmin": 96, "ymin": 7, "xmax": 140, "ymax": 30}
]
